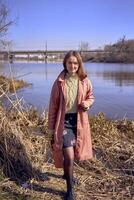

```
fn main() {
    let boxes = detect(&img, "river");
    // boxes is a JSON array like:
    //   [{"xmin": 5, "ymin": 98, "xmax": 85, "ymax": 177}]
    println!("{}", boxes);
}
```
[{"xmin": 0, "ymin": 61, "xmax": 134, "ymax": 120}]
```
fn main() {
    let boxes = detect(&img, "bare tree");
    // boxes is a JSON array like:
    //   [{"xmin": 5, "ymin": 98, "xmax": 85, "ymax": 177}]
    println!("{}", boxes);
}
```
[
  {"xmin": 0, "ymin": 1, "xmax": 14, "ymax": 54},
  {"xmin": 79, "ymin": 41, "xmax": 90, "ymax": 51},
  {"xmin": 0, "ymin": 1, "xmax": 13, "ymax": 37}
]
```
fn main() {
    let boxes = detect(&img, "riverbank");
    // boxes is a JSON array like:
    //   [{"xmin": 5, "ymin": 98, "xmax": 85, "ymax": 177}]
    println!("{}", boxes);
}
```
[
  {"xmin": 0, "ymin": 96, "xmax": 134, "ymax": 200},
  {"xmin": 0, "ymin": 75, "xmax": 30, "ymax": 94}
]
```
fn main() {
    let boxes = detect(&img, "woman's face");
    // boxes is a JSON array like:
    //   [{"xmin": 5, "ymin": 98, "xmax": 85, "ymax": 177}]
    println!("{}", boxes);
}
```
[{"xmin": 66, "ymin": 56, "xmax": 79, "ymax": 75}]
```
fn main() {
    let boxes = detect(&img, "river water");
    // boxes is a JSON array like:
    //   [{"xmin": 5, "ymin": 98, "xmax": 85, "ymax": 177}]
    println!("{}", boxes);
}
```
[{"xmin": 0, "ymin": 61, "xmax": 134, "ymax": 120}]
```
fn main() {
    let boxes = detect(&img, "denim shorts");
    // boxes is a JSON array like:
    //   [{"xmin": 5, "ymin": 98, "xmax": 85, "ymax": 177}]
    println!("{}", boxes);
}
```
[{"xmin": 63, "ymin": 113, "xmax": 77, "ymax": 148}]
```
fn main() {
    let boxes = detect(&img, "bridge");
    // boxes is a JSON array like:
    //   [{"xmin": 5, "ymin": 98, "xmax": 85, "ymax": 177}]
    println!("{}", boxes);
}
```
[{"xmin": 0, "ymin": 50, "xmax": 105, "ymax": 62}]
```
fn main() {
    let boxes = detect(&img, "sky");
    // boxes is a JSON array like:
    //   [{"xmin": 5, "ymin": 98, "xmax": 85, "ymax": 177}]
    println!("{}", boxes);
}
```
[{"xmin": 5, "ymin": 0, "xmax": 134, "ymax": 50}]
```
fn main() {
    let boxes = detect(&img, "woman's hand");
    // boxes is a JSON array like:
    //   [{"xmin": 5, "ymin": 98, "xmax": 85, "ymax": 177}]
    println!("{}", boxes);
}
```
[
  {"xmin": 51, "ymin": 134, "xmax": 54, "ymax": 148},
  {"xmin": 81, "ymin": 101, "xmax": 89, "ymax": 111}
]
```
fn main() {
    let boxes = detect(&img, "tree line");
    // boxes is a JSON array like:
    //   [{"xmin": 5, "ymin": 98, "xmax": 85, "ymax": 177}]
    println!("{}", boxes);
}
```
[{"xmin": 84, "ymin": 36, "xmax": 134, "ymax": 63}]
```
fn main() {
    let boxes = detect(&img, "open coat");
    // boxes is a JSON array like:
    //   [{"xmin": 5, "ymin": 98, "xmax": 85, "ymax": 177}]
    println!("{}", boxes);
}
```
[{"xmin": 48, "ymin": 70, "xmax": 94, "ymax": 168}]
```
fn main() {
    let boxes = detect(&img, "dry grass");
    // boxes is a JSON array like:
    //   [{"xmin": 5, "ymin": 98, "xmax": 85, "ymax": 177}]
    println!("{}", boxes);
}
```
[
  {"xmin": 0, "ymin": 77, "xmax": 134, "ymax": 199},
  {"xmin": 0, "ymin": 75, "xmax": 30, "ymax": 94}
]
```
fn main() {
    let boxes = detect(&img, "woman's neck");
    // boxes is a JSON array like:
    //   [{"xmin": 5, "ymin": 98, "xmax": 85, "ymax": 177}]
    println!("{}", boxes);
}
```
[{"xmin": 66, "ymin": 72, "xmax": 78, "ymax": 78}]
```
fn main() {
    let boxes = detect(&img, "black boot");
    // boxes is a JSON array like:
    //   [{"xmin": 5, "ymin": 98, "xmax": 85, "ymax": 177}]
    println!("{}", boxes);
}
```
[{"xmin": 65, "ymin": 188, "xmax": 75, "ymax": 200}]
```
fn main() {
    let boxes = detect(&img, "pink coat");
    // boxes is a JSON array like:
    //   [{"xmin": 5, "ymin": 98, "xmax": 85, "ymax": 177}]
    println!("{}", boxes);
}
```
[{"xmin": 48, "ymin": 70, "xmax": 94, "ymax": 168}]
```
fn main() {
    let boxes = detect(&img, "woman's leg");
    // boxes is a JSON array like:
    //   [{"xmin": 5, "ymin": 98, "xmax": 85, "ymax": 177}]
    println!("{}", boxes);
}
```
[{"xmin": 63, "ymin": 146, "xmax": 74, "ymax": 192}]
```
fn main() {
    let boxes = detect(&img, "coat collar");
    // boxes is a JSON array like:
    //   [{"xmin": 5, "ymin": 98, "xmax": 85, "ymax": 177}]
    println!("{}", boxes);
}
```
[{"xmin": 57, "ymin": 70, "xmax": 66, "ymax": 82}]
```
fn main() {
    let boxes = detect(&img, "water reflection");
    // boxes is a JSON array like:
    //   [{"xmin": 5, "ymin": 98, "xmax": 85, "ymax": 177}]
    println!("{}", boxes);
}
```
[
  {"xmin": 96, "ymin": 71, "xmax": 134, "ymax": 86},
  {"xmin": 44, "ymin": 62, "xmax": 48, "ymax": 80}
]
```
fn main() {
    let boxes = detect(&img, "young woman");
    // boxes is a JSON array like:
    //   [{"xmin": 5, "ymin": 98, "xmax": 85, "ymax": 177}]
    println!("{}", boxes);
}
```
[{"xmin": 48, "ymin": 51, "xmax": 94, "ymax": 200}]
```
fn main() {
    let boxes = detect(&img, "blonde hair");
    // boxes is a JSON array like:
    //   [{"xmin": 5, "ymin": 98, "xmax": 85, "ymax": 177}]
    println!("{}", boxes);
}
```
[{"xmin": 63, "ymin": 50, "xmax": 87, "ymax": 80}]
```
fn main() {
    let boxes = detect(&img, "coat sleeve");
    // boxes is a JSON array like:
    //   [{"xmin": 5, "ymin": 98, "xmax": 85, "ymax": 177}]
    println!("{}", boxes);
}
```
[
  {"xmin": 48, "ymin": 80, "xmax": 60, "ymax": 130},
  {"xmin": 85, "ymin": 79, "xmax": 95, "ymax": 108}
]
